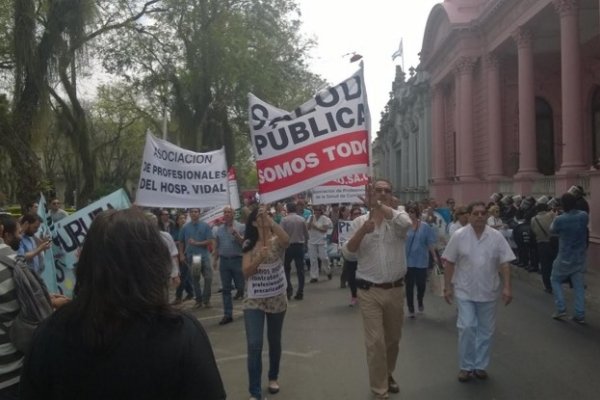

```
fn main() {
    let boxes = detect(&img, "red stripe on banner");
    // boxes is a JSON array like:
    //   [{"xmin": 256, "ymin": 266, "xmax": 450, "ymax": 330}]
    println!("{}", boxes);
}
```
[{"xmin": 257, "ymin": 130, "xmax": 369, "ymax": 193}]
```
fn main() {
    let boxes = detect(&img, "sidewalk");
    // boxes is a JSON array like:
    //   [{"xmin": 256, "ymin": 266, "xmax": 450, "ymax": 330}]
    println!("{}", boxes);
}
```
[{"xmin": 512, "ymin": 264, "xmax": 600, "ymax": 311}]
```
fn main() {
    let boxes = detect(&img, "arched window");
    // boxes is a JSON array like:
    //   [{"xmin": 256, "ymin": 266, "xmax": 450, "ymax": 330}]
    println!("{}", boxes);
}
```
[
  {"xmin": 535, "ymin": 97, "xmax": 555, "ymax": 176},
  {"xmin": 591, "ymin": 87, "xmax": 600, "ymax": 166}
]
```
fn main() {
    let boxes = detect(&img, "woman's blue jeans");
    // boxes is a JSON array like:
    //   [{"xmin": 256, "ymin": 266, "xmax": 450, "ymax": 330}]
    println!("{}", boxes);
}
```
[{"xmin": 244, "ymin": 308, "xmax": 286, "ymax": 398}]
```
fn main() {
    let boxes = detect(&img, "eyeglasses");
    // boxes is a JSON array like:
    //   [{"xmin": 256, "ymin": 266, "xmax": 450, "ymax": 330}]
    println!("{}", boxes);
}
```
[
  {"xmin": 471, "ymin": 211, "xmax": 487, "ymax": 216},
  {"xmin": 374, "ymin": 187, "xmax": 392, "ymax": 194}
]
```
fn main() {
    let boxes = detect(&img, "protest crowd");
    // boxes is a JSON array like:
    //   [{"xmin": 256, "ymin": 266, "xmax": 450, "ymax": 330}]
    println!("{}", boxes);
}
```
[
  {"xmin": 0, "ymin": 70, "xmax": 591, "ymax": 400},
  {"xmin": 0, "ymin": 181, "xmax": 590, "ymax": 400}
]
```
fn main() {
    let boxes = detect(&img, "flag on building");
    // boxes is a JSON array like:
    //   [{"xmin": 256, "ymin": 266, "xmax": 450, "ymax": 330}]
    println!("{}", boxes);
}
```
[{"xmin": 392, "ymin": 38, "xmax": 403, "ymax": 61}]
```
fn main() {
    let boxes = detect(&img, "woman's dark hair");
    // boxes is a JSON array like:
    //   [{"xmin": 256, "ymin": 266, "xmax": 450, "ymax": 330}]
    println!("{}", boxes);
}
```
[
  {"xmin": 406, "ymin": 202, "xmax": 421, "ymax": 217},
  {"xmin": 242, "ymin": 208, "xmax": 259, "ymax": 253},
  {"xmin": 175, "ymin": 212, "xmax": 186, "ymax": 227},
  {"xmin": 60, "ymin": 208, "xmax": 179, "ymax": 350}
]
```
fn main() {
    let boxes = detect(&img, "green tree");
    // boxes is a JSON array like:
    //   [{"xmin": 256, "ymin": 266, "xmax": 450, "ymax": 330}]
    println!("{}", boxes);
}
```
[
  {"xmin": 101, "ymin": 0, "xmax": 323, "ymax": 168},
  {"xmin": 0, "ymin": 0, "xmax": 162, "ymax": 208},
  {"xmin": 89, "ymin": 85, "xmax": 148, "ymax": 198}
]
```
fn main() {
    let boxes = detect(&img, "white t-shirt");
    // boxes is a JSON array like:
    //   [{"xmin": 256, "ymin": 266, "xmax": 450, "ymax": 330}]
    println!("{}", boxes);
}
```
[
  {"xmin": 308, "ymin": 215, "xmax": 332, "ymax": 245},
  {"xmin": 487, "ymin": 216, "xmax": 503, "ymax": 229},
  {"xmin": 442, "ymin": 225, "xmax": 515, "ymax": 302}
]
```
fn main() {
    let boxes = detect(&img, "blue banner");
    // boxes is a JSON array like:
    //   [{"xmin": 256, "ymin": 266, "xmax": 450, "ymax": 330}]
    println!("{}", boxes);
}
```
[
  {"xmin": 37, "ymin": 194, "xmax": 58, "ymax": 293},
  {"xmin": 44, "ymin": 189, "xmax": 131, "ymax": 297}
]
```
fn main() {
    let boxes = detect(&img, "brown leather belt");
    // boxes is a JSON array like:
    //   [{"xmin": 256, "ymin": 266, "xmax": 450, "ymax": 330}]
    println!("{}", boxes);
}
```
[{"xmin": 357, "ymin": 278, "xmax": 404, "ymax": 290}]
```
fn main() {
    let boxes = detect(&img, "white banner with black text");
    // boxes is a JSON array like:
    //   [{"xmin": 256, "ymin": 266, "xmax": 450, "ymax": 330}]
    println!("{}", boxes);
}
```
[{"xmin": 136, "ymin": 134, "xmax": 229, "ymax": 208}]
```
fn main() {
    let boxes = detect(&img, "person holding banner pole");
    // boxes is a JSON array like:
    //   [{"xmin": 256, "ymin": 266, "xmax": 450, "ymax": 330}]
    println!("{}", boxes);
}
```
[
  {"xmin": 342, "ymin": 179, "xmax": 411, "ymax": 399},
  {"xmin": 242, "ymin": 206, "xmax": 289, "ymax": 400},
  {"xmin": 178, "ymin": 208, "xmax": 214, "ymax": 308}
]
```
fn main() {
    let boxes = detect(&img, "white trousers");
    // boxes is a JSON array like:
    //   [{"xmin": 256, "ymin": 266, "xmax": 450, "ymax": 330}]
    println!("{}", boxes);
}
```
[{"xmin": 308, "ymin": 242, "xmax": 330, "ymax": 279}]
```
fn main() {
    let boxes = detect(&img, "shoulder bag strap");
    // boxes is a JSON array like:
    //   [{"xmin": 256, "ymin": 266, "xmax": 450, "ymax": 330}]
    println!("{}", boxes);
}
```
[{"xmin": 407, "ymin": 221, "xmax": 419, "ymax": 255}]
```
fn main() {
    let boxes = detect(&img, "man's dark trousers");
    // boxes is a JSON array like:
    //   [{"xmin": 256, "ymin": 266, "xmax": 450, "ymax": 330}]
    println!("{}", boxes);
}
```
[{"xmin": 284, "ymin": 243, "xmax": 305, "ymax": 297}]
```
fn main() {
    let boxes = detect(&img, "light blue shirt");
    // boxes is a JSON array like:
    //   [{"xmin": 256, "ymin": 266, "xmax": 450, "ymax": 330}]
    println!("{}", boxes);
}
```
[
  {"xmin": 551, "ymin": 210, "xmax": 588, "ymax": 269},
  {"xmin": 18, "ymin": 235, "xmax": 41, "ymax": 273},
  {"xmin": 179, "ymin": 221, "xmax": 213, "ymax": 258},
  {"xmin": 405, "ymin": 222, "xmax": 436, "ymax": 269}
]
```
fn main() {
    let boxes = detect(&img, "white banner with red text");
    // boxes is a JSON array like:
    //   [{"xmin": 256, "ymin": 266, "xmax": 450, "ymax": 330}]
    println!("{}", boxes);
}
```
[
  {"xmin": 248, "ymin": 67, "xmax": 370, "ymax": 203},
  {"xmin": 311, "ymin": 173, "xmax": 368, "ymax": 205},
  {"xmin": 136, "ymin": 133, "xmax": 229, "ymax": 208}
]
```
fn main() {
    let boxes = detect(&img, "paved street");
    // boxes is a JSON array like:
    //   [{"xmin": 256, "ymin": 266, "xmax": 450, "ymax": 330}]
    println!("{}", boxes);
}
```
[{"xmin": 180, "ymin": 268, "xmax": 600, "ymax": 400}]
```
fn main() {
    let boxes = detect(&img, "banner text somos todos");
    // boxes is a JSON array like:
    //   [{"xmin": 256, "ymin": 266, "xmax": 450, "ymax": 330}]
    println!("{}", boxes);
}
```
[{"xmin": 249, "ymin": 70, "xmax": 369, "ymax": 202}]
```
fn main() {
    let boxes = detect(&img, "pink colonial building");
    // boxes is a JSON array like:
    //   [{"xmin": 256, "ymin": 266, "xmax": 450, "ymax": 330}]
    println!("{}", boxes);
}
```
[{"xmin": 421, "ymin": 0, "xmax": 600, "ymax": 261}]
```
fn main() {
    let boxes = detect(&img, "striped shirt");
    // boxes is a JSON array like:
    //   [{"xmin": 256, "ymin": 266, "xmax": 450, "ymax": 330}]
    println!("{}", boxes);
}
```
[{"xmin": 0, "ymin": 243, "xmax": 24, "ymax": 389}]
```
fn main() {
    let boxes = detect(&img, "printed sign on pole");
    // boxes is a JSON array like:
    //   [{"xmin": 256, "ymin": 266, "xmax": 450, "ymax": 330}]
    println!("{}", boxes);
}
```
[
  {"xmin": 248, "ymin": 67, "xmax": 371, "ymax": 203},
  {"xmin": 136, "ymin": 133, "xmax": 229, "ymax": 208},
  {"xmin": 337, "ymin": 219, "xmax": 353, "ymax": 249}
]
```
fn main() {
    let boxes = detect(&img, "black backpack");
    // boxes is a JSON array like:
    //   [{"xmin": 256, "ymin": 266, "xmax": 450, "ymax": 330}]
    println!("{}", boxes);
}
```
[{"xmin": 0, "ymin": 254, "xmax": 53, "ymax": 354}]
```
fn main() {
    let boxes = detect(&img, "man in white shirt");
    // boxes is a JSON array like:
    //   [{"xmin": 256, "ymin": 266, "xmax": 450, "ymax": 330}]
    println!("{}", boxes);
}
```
[
  {"xmin": 307, "ymin": 205, "xmax": 332, "ymax": 282},
  {"xmin": 49, "ymin": 198, "xmax": 68, "ymax": 223},
  {"xmin": 342, "ymin": 179, "xmax": 411, "ymax": 399},
  {"xmin": 442, "ymin": 201, "xmax": 514, "ymax": 383}
]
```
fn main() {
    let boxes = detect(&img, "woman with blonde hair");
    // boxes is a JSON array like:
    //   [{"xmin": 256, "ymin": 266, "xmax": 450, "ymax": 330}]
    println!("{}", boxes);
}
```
[{"xmin": 487, "ymin": 205, "xmax": 504, "ymax": 230}]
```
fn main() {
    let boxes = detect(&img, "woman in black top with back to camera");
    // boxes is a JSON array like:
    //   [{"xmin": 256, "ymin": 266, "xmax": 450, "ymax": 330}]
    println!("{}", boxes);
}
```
[{"xmin": 20, "ymin": 208, "xmax": 226, "ymax": 400}]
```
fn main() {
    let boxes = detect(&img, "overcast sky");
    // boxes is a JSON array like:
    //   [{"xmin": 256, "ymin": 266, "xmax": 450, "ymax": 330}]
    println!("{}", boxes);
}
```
[{"xmin": 298, "ymin": 0, "xmax": 440, "ymax": 133}]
